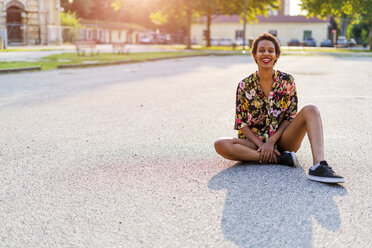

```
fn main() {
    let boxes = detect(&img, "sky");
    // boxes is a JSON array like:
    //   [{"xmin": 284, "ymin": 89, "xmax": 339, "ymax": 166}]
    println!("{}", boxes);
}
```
[{"xmin": 290, "ymin": 0, "xmax": 303, "ymax": 16}]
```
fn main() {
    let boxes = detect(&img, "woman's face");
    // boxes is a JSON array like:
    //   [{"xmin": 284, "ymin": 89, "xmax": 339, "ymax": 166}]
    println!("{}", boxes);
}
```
[{"xmin": 254, "ymin": 39, "xmax": 278, "ymax": 69}]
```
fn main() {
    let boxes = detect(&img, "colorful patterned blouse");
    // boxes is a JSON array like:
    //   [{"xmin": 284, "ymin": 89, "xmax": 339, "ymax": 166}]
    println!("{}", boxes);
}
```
[{"xmin": 234, "ymin": 70, "xmax": 298, "ymax": 142}]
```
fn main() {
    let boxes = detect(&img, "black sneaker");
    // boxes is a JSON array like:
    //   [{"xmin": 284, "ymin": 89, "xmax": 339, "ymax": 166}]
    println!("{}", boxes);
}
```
[
  {"xmin": 307, "ymin": 161, "xmax": 345, "ymax": 183},
  {"xmin": 276, "ymin": 151, "xmax": 298, "ymax": 167}
]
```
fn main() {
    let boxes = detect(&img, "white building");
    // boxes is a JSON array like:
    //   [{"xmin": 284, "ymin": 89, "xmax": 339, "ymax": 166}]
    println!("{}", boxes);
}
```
[
  {"xmin": 191, "ymin": 15, "xmax": 332, "ymax": 47},
  {"xmin": 75, "ymin": 19, "xmax": 146, "ymax": 44}
]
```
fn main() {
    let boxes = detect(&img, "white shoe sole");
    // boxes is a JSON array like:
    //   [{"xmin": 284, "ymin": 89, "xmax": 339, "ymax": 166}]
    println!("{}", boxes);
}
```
[{"xmin": 307, "ymin": 175, "xmax": 345, "ymax": 183}]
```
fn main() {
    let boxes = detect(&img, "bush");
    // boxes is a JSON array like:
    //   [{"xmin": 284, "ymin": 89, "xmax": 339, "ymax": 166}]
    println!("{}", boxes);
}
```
[{"xmin": 61, "ymin": 11, "xmax": 82, "ymax": 43}]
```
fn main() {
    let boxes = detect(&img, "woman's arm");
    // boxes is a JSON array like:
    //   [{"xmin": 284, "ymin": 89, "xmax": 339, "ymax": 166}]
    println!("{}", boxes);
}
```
[
  {"xmin": 240, "ymin": 126, "xmax": 263, "ymax": 148},
  {"xmin": 235, "ymin": 80, "xmax": 263, "ymax": 149},
  {"xmin": 258, "ymin": 120, "xmax": 290, "ymax": 163},
  {"xmin": 267, "ymin": 120, "xmax": 290, "ymax": 144}
]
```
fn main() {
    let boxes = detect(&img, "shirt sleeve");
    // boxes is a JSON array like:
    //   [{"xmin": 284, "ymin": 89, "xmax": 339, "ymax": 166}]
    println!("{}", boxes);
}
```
[
  {"xmin": 283, "ymin": 76, "xmax": 298, "ymax": 122},
  {"xmin": 234, "ymin": 81, "xmax": 250, "ymax": 130}
]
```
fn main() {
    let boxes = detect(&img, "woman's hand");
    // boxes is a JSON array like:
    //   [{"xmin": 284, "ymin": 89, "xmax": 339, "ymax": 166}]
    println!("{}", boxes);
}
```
[{"xmin": 257, "ymin": 141, "xmax": 279, "ymax": 163}]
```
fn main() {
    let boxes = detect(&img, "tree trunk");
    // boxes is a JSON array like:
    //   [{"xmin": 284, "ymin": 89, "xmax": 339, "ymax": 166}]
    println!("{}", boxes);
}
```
[
  {"xmin": 186, "ymin": 8, "xmax": 192, "ymax": 49},
  {"xmin": 339, "ymin": 13, "xmax": 350, "ymax": 37},
  {"xmin": 206, "ymin": 14, "xmax": 211, "ymax": 47}
]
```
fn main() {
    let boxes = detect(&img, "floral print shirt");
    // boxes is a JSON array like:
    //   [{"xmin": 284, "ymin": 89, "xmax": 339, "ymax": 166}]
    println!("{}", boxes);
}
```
[{"xmin": 234, "ymin": 70, "xmax": 298, "ymax": 142}]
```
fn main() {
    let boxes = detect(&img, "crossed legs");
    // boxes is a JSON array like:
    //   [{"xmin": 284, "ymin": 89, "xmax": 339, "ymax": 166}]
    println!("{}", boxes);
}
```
[{"xmin": 214, "ymin": 104, "xmax": 325, "ymax": 165}]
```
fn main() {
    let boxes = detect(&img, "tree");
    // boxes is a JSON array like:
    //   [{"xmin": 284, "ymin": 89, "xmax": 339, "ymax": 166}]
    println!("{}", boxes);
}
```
[
  {"xmin": 217, "ymin": 0, "xmax": 279, "ymax": 19},
  {"xmin": 301, "ymin": 0, "xmax": 372, "ymax": 50},
  {"xmin": 61, "ymin": 0, "xmax": 94, "ymax": 19},
  {"xmin": 112, "ymin": 0, "xmax": 279, "ymax": 49},
  {"xmin": 348, "ymin": 17, "xmax": 371, "ymax": 45},
  {"xmin": 196, "ymin": 0, "xmax": 220, "ymax": 47},
  {"xmin": 60, "ymin": 11, "xmax": 82, "ymax": 42},
  {"xmin": 147, "ymin": 0, "xmax": 279, "ymax": 49}
]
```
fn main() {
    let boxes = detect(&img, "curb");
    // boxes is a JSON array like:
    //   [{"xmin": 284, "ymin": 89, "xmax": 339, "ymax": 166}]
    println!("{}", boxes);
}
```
[{"xmin": 0, "ymin": 66, "xmax": 41, "ymax": 74}]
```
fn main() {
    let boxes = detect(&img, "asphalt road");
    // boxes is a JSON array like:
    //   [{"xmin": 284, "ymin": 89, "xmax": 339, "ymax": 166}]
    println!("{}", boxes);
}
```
[{"xmin": 0, "ymin": 55, "xmax": 371, "ymax": 247}]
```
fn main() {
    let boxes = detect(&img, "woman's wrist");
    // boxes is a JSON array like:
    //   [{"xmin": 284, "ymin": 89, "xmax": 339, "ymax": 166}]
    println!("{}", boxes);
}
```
[{"xmin": 265, "ymin": 138, "xmax": 276, "ymax": 146}]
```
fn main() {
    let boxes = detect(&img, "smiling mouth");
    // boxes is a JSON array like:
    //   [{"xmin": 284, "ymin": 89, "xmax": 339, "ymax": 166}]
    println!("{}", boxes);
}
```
[{"xmin": 262, "ymin": 58, "xmax": 271, "ymax": 64}]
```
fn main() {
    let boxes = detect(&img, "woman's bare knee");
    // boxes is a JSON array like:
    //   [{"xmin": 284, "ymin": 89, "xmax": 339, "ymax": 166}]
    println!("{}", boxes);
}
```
[
  {"xmin": 301, "ymin": 104, "xmax": 320, "ymax": 117},
  {"xmin": 214, "ymin": 139, "xmax": 234, "ymax": 158},
  {"xmin": 214, "ymin": 139, "xmax": 228, "ymax": 154}
]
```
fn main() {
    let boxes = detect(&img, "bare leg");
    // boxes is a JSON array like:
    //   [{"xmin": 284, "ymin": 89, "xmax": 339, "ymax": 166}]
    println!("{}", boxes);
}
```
[
  {"xmin": 277, "ymin": 104, "xmax": 325, "ymax": 165},
  {"xmin": 214, "ymin": 137, "xmax": 260, "ymax": 161}
]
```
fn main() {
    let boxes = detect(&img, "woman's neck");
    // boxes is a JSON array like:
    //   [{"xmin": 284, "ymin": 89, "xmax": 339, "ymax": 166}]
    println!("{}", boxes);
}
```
[{"xmin": 257, "ymin": 68, "xmax": 274, "ymax": 82}]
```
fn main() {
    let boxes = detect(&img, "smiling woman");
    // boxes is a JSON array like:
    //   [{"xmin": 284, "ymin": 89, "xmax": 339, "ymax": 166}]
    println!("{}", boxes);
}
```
[{"xmin": 214, "ymin": 32, "xmax": 345, "ymax": 184}]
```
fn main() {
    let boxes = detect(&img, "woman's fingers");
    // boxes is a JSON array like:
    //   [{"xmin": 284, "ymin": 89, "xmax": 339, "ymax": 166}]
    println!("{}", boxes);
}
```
[
  {"xmin": 272, "ymin": 153, "xmax": 278, "ymax": 163},
  {"xmin": 259, "ymin": 144, "xmax": 279, "ymax": 163},
  {"xmin": 273, "ymin": 150, "xmax": 280, "ymax": 163},
  {"xmin": 264, "ymin": 149, "xmax": 271, "ymax": 163},
  {"xmin": 274, "ymin": 150, "xmax": 281, "ymax": 156}
]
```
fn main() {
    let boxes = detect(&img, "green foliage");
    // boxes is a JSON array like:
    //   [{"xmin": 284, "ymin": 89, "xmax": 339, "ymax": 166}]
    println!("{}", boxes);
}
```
[
  {"xmin": 361, "ymin": 29, "xmax": 370, "ymax": 44},
  {"xmin": 61, "ymin": 11, "xmax": 82, "ymax": 43},
  {"xmin": 301, "ymin": 0, "xmax": 372, "ymax": 20},
  {"xmin": 150, "ymin": 11, "xmax": 169, "ymax": 26},
  {"xmin": 61, "ymin": 11, "xmax": 81, "ymax": 27},
  {"xmin": 217, "ymin": 0, "xmax": 280, "ymax": 21},
  {"xmin": 301, "ymin": 0, "xmax": 372, "ymax": 50}
]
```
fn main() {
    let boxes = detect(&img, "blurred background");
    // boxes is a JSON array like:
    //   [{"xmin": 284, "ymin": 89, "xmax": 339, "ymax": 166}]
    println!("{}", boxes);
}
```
[{"xmin": 0, "ymin": 0, "xmax": 371, "ymax": 50}]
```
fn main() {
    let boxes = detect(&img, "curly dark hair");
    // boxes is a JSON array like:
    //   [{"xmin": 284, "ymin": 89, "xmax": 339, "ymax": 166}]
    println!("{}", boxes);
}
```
[{"xmin": 251, "ymin": 33, "xmax": 281, "ymax": 64}]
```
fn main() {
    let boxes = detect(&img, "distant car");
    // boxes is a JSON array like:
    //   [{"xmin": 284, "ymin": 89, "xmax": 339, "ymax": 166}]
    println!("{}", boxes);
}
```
[
  {"xmin": 303, "ymin": 37, "xmax": 316, "ymax": 47},
  {"xmin": 337, "ymin": 36, "xmax": 348, "ymax": 47},
  {"xmin": 234, "ymin": 38, "xmax": 249, "ymax": 46},
  {"xmin": 320, "ymin": 39, "xmax": 333, "ymax": 47},
  {"xmin": 209, "ymin": 38, "xmax": 219, "ymax": 46},
  {"xmin": 348, "ymin": 38, "xmax": 357, "ymax": 47},
  {"xmin": 218, "ymin": 38, "xmax": 233, "ymax": 46},
  {"xmin": 139, "ymin": 35, "xmax": 155, "ymax": 44},
  {"xmin": 287, "ymin": 38, "xmax": 301, "ymax": 46},
  {"xmin": 156, "ymin": 34, "xmax": 171, "ymax": 44}
]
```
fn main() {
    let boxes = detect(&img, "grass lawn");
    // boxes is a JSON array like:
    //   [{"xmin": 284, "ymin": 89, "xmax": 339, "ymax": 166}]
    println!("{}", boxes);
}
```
[{"xmin": 0, "ymin": 51, "xmax": 209, "ymax": 71}]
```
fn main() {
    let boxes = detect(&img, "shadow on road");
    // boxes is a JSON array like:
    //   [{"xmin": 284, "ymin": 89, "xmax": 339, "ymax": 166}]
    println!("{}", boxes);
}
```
[{"xmin": 208, "ymin": 162, "xmax": 347, "ymax": 248}]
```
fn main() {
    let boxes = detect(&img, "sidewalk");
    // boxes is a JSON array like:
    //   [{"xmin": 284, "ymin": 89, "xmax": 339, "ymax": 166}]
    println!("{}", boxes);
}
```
[{"xmin": 0, "ymin": 44, "xmax": 184, "ymax": 62}]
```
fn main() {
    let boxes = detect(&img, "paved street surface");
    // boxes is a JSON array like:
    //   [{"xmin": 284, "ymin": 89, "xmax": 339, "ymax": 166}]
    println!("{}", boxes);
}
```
[{"xmin": 0, "ymin": 55, "xmax": 371, "ymax": 247}]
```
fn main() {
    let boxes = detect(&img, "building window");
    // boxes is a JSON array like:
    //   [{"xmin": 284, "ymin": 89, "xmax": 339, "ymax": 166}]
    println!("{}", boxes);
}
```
[
  {"xmin": 268, "ymin": 30, "xmax": 277, "ymax": 37},
  {"xmin": 118, "ymin": 31, "xmax": 121, "ymax": 39},
  {"xmin": 203, "ymin": 30, "xmax": 207, "ymax": 40},
  {"xmin": 303, "ymin": 30, "xmax": 312, "ymax": 39},
  {"xmin": 235, "ymin": 30, "xmax": 243, "ymax": 39}
]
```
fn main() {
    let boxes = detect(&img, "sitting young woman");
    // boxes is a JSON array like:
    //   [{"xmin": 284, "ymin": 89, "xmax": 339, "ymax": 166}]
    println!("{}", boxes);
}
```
[{"xmin": 214, "ymin": 33, "xmax": 344, "ymax": 184}]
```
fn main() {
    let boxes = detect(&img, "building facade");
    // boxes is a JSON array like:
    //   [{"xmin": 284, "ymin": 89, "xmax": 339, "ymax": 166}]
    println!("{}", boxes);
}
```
[
  {"xmin": 0, "ymin": 0, "xmax": 62, "ymax": 47},
  {"xmin": 192, "ymin": 15, "xmax": 332, "ymax": 47},
  {"xmin": 74, "ymin": 19, "xmax": 146, "ymax": 44}
]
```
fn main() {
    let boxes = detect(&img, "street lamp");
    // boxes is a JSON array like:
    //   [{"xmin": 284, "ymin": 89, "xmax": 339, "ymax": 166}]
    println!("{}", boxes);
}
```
[{"xmin": 242, "ymin": 0, "xmax": 247, "ymax": 53}]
